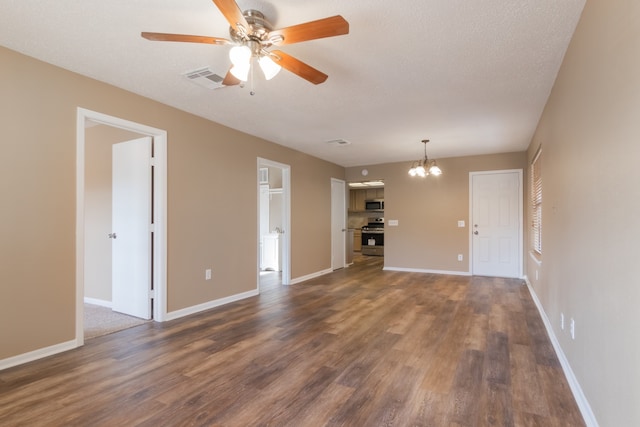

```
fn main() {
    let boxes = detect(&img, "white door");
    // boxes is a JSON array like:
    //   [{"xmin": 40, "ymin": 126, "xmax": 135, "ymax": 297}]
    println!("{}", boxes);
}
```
[
  {"xmin": 471, "ymin": 171, "xmax": 522, "ymax": 278},
  {"xmin": 112, "ymin": 137, "xmax": 152, "ymax": 319},
  {"xmin": 331, "ymin": 178, "xmax": 346, "ymax": 270},
  {"xmin": 259, "ymin": 184, "xmax": 270, "ymax": 270}
]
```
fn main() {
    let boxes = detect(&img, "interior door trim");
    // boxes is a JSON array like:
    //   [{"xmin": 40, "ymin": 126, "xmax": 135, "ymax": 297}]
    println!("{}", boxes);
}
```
[
  {"xmin": 257, "ymin": 158, "xmax": 291, "ymax": 286},
  {"xmin": 76, "ymin": 108, "xmax": 168, "ymax": 347}
]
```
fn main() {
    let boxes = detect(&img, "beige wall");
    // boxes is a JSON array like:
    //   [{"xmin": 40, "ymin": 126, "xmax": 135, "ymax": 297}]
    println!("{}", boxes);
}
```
[
  {"xmin": 346, "ymin": 152, "xmax": 527, "ymax": 272},
  {"xmin": 525, "ymin": 0, "xmax": 640, "ymax": 425},
  {"xmin": 0, "ymin": 46, "xmax": 344, "ymax": 360}
]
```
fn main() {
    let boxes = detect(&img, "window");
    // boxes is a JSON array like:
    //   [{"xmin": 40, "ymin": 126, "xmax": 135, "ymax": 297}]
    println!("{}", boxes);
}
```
[{"xmin": 531, "ymin": 149, "xmax": 542, "ymax": 254}]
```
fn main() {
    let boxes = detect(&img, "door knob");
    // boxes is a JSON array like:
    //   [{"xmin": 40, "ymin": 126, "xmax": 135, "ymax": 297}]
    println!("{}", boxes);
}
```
[{"xmin": 474, "ymin": 231, "xmax": 479, "ymax": 235}]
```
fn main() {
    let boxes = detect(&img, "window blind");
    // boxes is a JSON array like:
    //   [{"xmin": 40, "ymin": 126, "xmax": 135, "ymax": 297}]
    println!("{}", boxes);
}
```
[{"xmin": 531, "ymin": 149, "xmax": 542, "ymax": 254}]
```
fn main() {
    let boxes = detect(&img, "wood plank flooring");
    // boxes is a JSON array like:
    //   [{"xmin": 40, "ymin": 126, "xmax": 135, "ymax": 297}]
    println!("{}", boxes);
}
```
[{"xmin": 0, "ymin": 255, "xmax": 585, "ymax": 426}]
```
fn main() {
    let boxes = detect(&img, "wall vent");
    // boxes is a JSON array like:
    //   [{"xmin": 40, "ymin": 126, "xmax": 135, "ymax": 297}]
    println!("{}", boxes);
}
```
[{"xmin": 183, "ymin": 67, "xmax": 225, "ymax": 89}]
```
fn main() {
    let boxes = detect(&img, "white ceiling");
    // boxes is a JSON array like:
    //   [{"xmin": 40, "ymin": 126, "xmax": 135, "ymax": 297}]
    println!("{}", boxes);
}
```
[{"xmin": 0, "ymin": 0, "xmax": 585, "ymax": 167}]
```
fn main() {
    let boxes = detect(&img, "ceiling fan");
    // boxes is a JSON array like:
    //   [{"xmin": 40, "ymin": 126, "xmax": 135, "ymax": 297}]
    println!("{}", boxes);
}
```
[{"xmin": 141, "ymin": 0, "xmax": 349, "ymax": 86}]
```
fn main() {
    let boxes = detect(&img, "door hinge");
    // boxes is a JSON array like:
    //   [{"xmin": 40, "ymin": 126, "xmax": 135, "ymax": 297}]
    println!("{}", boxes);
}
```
[
  {"xmin": 149, "ymin": 224, "xmax": 155, "ymax": 232},
  {"xmin": 150, "ymin": 157, "xmax": 156, "ymax": 166}
]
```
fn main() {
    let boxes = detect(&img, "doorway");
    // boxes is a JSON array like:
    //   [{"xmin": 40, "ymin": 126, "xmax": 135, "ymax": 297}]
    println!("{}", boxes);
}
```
[
  {"xmin": 469, "ymin": 170, "xmax": 522, "ymax": 278},
  {"xmin": 76, "ymin": 108, "xmax": 167, "ymax": 347},
  {"xmin": 257, "ymin": 158, "xmax": 291, "ymax": 290}
]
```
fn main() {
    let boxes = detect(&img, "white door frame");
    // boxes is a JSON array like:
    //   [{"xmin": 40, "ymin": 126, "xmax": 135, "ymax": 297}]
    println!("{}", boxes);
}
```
[
  {"xmin": 76, "ymin": 108, "xmax": 168, "ymax": 347},
  {"xmin": 468, "ymin": 169, "xmax": 523, "ymax": 278},
  {"xmin": 331, "ymin": 178, "xmax": 347, "ymax": 270},
  {"xmin": 257, "ymin": 158, "xmax": 291, "ymax": 286}
]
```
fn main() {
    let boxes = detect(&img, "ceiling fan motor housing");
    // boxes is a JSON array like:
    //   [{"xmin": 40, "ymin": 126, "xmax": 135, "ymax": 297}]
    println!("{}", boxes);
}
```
[{"xmin": 230, "ymin": 10, "xmax": 274, "ymax": 45}]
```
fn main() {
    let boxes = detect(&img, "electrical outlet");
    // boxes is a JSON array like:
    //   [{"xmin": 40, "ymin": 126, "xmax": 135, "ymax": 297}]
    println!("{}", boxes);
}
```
[
  {"xmin": 457, "ymin": 254, "xmax": 463, "ymax": 261},
  {"xmin": 570, "ymin": 318, "xmax": 575, "ymax": 340},
  {"xmin": 560, "ymin": 313, "xmax": 565, "ymax": 330},
  {"xmin": 205, "ymin": 269, "xmax": 212, "ymax": 280}
]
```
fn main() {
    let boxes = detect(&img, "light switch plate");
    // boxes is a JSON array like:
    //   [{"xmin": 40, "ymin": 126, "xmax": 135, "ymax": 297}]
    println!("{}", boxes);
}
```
[
  {"xmin": 388, "ymin": 220, "xmax": 399, "ymax": 226},
  {"xmin": 457, "ymin": 220, "xmax": 465, "ymax": 227}
]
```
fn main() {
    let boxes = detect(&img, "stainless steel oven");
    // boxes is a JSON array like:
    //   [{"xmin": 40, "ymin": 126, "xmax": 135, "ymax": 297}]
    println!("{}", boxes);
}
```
[{"xmin": 361, "ymin": 218, "xmax": 384, "ymax": 256}]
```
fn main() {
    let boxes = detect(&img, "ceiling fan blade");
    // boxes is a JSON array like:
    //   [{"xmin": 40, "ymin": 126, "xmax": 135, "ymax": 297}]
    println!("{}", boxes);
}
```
[
  {"xmin": 141, "ymin": 32, "xmax": 231, "ymax": 45},
  {"xmin": 268, "ymin": 15, "xmax": 349, "ymax": 45},
  {"xmin": 270, "ymin": 50, "xmax": 328, "ymax": 85},
  {"xmin": 222, "ymin": 69, "xmax": 241, "ymax": 86},
  {"xmin": 211, "ymin": 0, "xmax": 249, "ymax": 33}
]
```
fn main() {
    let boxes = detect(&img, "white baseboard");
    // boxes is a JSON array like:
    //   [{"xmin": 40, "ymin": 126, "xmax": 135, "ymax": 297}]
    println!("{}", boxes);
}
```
[
  {"xmin": 84, "ymin": 297, "xmax": 112, "ymax": 308},
  {"xmin": 2, "ymin": 290, "xmax": 260, "ymax": 369},
  {"xmin": 164, "ymin": 289, "xmax": 259, "ymax": 321},
  {"xmin": 523, "ymin": 276, "xmax": 599, "ymax": 427},
  {"xmin": 0, "ymin": 339, "xmax": 78, "ymax": 371},
  {"xmin": 290, "ymin": 268, "xmax": 333, "ymax": 285},
  {"xmin": 383, "ymin": 266, "xmax": 471, "ymax": 276}
]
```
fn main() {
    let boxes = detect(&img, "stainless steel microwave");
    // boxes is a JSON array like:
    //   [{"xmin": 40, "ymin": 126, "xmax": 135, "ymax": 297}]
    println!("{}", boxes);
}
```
[{"xmin": 365, "ymin": 199, "xmax": 384, "ymax": 210}]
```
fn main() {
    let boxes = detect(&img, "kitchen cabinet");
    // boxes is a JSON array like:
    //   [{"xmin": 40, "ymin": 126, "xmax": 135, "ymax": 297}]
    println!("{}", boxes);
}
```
[
  {"xmin": 349, "ymin": 188, "xmax": 384, "ymax": 212},
  {"xmin": 353, "ymin": 229, "xmax": 362, "ymax": 252},
  {"xmin": 349, "ymin": 190, "xmax": 367, "ymax": 211},
  {"xmin": 365, "ymin": 188, "xmax": 383, "ymax": 200}
]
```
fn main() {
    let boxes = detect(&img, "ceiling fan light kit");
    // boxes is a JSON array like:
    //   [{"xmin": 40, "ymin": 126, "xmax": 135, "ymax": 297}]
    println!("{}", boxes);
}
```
[
  {"xmin": 258, "ymin": 56, "xmax": 281, "ymax": 80},
  {"xmin": 228, "ymin": 31, "xmax": 281, "ymax": 82},
  {"xmin": 408, "ymin": 140, "xmax": 442, "ymax": 177},
  {"xmin": 141, "ymin": 0, "xmax": 349, "ymax": 88},
  {"xmin": 229, "ymin": 45, "xmax": 251, "ymax": 65}
]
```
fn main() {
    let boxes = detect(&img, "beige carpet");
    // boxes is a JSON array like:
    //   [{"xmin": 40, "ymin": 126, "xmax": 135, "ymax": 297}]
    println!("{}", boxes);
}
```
[{"xmin": 84, "ymin": 303, "xmax": 151, "ymax": 339}]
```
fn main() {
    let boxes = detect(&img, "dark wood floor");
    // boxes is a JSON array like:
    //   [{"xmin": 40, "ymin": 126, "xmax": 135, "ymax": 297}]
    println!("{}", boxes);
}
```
[
  {"xmin": 0, "ymin": 255, "xmax": 585, "ymax": 426},
  {"xmin": 259, "ymin": 269, "xmax": 282, "ymax": 291}
]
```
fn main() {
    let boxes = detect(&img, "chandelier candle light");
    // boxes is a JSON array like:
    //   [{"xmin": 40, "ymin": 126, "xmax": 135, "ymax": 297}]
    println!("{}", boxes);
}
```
[{"xmin": 408, "ymin": 139, "xmax": 442, "ymax": 177}]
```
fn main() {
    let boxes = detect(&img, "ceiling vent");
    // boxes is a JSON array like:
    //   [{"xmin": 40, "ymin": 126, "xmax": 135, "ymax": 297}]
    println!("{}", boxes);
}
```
[
  {"xmin": 183, "ymin": 67, "xmax": 226, "ymax": 90},
  {"xmin": 326, "ymin": 139, "xmax": 351, "ymax": 146}
]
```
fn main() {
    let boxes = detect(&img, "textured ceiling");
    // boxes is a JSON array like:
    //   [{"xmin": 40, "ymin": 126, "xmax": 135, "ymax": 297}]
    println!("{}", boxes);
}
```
[{"xmin": 0, "ymin": 0, "xmax": 585, "ymax": 167}]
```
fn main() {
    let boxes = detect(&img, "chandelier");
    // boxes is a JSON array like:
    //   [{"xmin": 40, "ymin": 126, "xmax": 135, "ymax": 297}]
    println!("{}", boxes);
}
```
[{"xmin": 408, "ymin": 139, "xmax": 442, "ymax": 177}]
